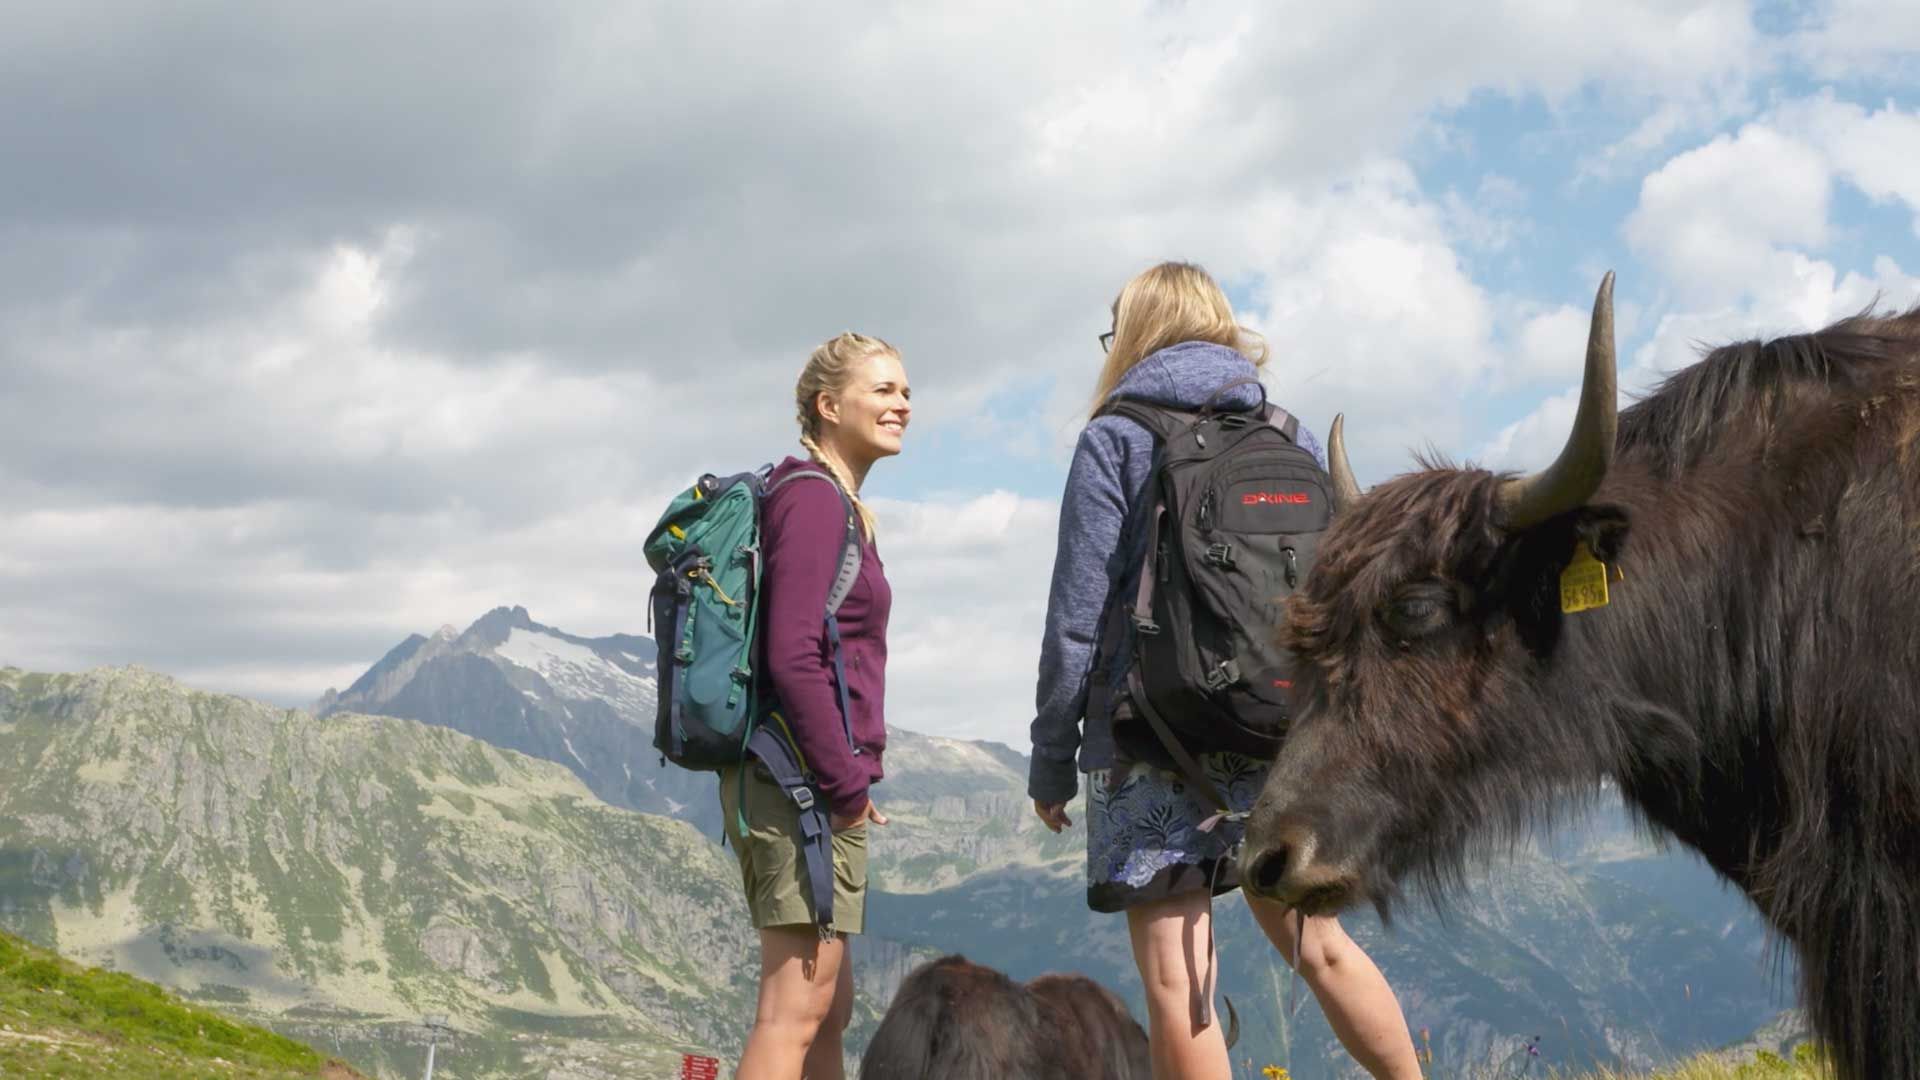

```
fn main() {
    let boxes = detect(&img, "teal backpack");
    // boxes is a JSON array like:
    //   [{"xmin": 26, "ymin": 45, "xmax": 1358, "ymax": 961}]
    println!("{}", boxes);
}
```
[{"xmin": 644, "ymin": 465, "xmax": 860, "ymax": 931}]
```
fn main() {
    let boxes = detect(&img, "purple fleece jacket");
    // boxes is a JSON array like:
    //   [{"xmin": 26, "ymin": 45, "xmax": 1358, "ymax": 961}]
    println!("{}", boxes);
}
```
[{"xmin": 757, "ymin": 455, "xmax": 891, "ymax": 818}]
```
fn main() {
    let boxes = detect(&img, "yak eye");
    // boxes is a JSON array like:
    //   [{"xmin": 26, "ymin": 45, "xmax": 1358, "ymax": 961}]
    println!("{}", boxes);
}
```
[
  {"xmin": 1383, "ymin": 585, "xmax": 1452, "ymax": 638},
  {"xmin": 1393, "ymin": 597, "xmax": 1439, "ymax": 621}
]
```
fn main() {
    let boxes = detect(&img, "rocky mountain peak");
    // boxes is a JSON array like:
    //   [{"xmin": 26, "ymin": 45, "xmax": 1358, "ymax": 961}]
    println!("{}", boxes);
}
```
[{"xmin": 456, "ymin": 605, "xmax": 538, "ymax": 650}]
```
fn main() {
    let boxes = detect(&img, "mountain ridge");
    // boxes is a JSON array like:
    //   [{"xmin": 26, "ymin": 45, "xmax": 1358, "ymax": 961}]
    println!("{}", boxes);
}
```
[
  {"xmin": 0, "ymin": 605, "xmax": 1806, "ymax": 1078},
  {"xmin": 0, "ymin": 663, "xmax": 761, "ymax": 1077}
]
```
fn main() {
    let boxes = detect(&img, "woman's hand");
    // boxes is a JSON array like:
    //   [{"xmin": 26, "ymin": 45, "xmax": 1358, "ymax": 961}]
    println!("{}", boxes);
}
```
[
  {"xmin": 1033, "ymin": 799, "xmax": 1073, "ymax": 833},
  {"xmin": 832, "ymin": 799, "xmax": 889, "ymax": 832}
]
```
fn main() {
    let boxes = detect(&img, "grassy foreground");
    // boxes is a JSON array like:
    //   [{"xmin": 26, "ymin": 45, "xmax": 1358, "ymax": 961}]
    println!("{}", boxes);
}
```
[
  {"xmin": 1252, "ymin": 1043, "xmax": 1832, "ymax": 1080},
  {"xmin": 0, "ymin": 929, "xmax": 365, "ymax": 1079},
  {"xmin": 1562, "ymin": 1043, "xmax": 1830, "ymax": 1079},
  {"xmin": 2, "ymin": 917, "xmax": 1827, "ymax": 1080}
]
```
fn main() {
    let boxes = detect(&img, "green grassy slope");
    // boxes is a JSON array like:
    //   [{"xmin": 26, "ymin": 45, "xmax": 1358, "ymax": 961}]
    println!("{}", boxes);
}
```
[{"xmin": 0, "ymin": 928, "xmax": 365, "ymax": 1079}]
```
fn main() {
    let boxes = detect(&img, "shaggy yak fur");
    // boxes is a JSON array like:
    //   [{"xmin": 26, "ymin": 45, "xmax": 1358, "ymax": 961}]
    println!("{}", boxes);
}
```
[
  {"xmin": 1241, "ymin": 302, "xmax": 1920, "ymax": 1080},
  {"xmin": 858, "ymin": 955, "xmax": 1153, "ymax": 1079}
]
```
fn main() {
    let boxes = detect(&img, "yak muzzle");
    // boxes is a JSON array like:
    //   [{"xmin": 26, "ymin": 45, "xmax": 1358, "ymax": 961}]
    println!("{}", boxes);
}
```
[{"xmin": 1238, "ymin": 820, "xmax": 1356, "ymax": 914}]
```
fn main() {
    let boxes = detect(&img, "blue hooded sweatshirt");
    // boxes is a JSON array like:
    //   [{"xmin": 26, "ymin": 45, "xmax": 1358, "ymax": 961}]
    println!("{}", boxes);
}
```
[{"xmin": 1027, "ymin": 342, "xmax": 1325, "ymax": 804}]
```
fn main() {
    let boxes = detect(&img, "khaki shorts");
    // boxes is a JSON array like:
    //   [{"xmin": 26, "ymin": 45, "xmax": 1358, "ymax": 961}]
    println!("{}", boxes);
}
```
[{"xmin": 718, "ymin": 763, "xmax": 868, "ymax": 934}]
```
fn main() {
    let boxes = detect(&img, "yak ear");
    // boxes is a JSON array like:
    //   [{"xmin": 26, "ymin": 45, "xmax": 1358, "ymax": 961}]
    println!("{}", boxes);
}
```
[
  {"xmin": 1490, "ymin": 504, "xmax": 1632, "ymax": 658},
  {"xmin": 1572, "ymin": 504, "xmax": 1631, "ymax": 566}
]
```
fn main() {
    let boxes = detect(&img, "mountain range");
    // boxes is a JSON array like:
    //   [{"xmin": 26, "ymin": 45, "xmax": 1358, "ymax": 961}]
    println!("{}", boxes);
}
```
[
  {"xmin": 0, "ymin": 607, "xmax": 1808, "ymax": 1077},
  {"xmin": 1, "ymin": 664, "xmax": 758, "ymax": 1079}
]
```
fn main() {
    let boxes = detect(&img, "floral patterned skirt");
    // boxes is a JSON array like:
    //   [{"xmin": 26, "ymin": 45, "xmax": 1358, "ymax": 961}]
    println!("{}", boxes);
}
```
[{"xmin": 1085, "ymin": 752, "xmax": 1270, "ymax": 913}]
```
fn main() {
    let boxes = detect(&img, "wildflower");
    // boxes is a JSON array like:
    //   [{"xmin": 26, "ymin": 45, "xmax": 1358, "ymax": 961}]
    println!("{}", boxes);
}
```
[{"xmin": 1262, "ymin": 1067, "xmax": 1291, "ymax": 1080}]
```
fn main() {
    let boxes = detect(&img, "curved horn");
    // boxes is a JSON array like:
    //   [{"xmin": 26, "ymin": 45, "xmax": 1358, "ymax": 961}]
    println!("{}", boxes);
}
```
[
  {"xmin": 1327, "ymin": 413, "xmax": 1362, "ymax": 513},
  {"xmin": 1496, "ymin": 271, "xmax": 1618, "ymax": 529}
]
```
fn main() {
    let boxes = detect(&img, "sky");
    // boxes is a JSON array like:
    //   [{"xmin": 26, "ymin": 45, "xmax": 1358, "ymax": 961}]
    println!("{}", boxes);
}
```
[{"xmin": 4, "ymin": 2, "xmax": 1919, "ymax": 752}]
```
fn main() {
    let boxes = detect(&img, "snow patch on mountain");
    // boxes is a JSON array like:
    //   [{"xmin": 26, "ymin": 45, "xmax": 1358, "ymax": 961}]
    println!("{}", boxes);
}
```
[{"xmin": 495, "ymin": 626, "xmax": 657, "ymax": 720}]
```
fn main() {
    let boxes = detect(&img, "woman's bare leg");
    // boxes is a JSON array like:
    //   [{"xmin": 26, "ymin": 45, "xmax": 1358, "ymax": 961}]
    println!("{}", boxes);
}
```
[
  {"xmin": 1126, "ymin": 890, "xmax": 1232, "ymax": 1080},
  {"xmin": 1247, "ymin": 896, "xmax": 1421, "ymax": 1080},
  {"xmin": 736, "ymin": 927, "xmax": 847, "ymax": 1080},
  {"xmin": 801, "ymin": 941, "xmax": 856, "ymax": 1080}
]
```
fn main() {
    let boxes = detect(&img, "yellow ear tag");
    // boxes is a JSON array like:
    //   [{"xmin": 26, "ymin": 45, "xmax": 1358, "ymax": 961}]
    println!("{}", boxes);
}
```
[{"xmin": 1560, "ymin": 543, "xmax": 1612, "ymax": 614}]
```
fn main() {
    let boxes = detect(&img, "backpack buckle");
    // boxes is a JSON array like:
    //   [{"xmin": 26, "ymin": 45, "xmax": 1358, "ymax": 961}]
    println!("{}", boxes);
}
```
[
  {"xmin": 1132, "ymin": 616, "xmax": 1161, "ymax": 636},
  {"xmin": 1206, "ymin": 542, "xmax": 1235, "ymax": 568},
  {"xmin": 1205, "ymin": 659, "xmax": 1241, "ymax": 691},
  {"xmin": 789, "ymin": 786, "xmax": 816, "ymax": 812}
]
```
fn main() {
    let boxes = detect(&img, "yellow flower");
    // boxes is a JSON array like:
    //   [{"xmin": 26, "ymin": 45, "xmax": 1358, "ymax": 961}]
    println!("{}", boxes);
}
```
[{"xmin": 1261, "ymin": 1068, "xmax": 1291, "ymax": 1080}]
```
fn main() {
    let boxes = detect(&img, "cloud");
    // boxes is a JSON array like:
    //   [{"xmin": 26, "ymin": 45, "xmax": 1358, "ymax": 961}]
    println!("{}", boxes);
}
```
[
  {"xmin": 1479, "ymin": 385, "xmax": 1581, "ymax": 473},
  {"xmin": 1792, "ymin": 0, "xmax": 1920, "ymax": 81},
  {"xmin": 866, "ymin": 492, "xmax": 1060, "ymax": 747},
  {"xmin": 1773, "ymin": 94, "xmax": 1920, "ymax": 238},
  {"xmin": 3, "ymin": 0, "xmax": 1890, "ymax": 757},
  {"xmin": 1489, "ymin": 87, "xmax": 1920, "ymax": 478},
  {"xmin": 1504, "ymin": 303, "xmax": 1599, "ymax": 388},
  {"xmin": 0, "ymin": 492, "xmax": 685, "ymax": 707},
  {"xmin": 1489, "ymin": 248, "xmax": 1920, "ymax": 473},
  {"xmin": 0, "ymin": 1, "xmax": 1768, "ymax": 379},
  {"xmin": 1624, "ymin": 124, "xmax": 1833, "ymax": 305},
  {"xmin": 0, "ymin": 235, "xmax": 705, "ymax": 522},
  {"xmin": 1443, "ymin": 175, "xmax": 1529, "ymax": 254},
  {"xmin": 1625, "ymin": 253, "xmax": 1920, "ymax": 385},
  {"xmin": 1218, "ymin": 162, "xmax": 1504, "ymax": 485}
]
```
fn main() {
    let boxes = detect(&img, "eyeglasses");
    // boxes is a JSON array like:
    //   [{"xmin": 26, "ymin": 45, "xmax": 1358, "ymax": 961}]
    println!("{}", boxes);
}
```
[{"xmin": 1098, "ymin": 330, "xmax": 1115, "ymax": 354}]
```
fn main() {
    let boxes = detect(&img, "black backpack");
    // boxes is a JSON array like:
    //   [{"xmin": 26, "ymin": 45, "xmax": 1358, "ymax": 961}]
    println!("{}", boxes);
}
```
[{"xmin": 1085, "ymin": 378, "xmax": 1334, "ymax": 806}]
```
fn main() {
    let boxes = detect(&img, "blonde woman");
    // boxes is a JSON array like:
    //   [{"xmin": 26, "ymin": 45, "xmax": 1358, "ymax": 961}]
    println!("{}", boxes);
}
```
[
  {"xmin": 729, "ymin": 332, "xmax": 910, "ymax": 1079},
  {"xmin": 1028, "ymin": 263, "xmax": 1421, "ymax": 1080}
]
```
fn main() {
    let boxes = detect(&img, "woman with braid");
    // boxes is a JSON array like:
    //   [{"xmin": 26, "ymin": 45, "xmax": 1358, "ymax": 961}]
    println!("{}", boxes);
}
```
[{"xmin": 727, "ymin": 331, "xmax": 911, "ymax": 1079}]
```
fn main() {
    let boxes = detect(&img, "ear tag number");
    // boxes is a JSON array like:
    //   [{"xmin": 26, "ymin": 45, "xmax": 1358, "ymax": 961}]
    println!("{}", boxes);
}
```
[{"xmin": 1560, "ymin": 543, "xmax": 1613, "ymax": 614}]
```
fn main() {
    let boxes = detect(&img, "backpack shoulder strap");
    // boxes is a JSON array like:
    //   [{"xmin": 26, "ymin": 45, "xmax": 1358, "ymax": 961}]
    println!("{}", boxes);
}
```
[
  {"xmin": 764, "ymin": 467, "xmax": 864, "ymax": 761},
  {"xmin": 768, "ymin": 466, "xmax": 835, "ymax": 497},
  {"xmin": 825, "ymin": 515, "xmax": 861, "ymax": 617},
  {"xmin": 1100, "ymin": 400, "xmax": 1194, "ymax": 444},
  {"xmin": 770, "ymin": 468, "xmax": 863, "ymax": 616},
  {"xmin": 1261, "ymin": 404, "xmax": 1300, "ymax": 444}
]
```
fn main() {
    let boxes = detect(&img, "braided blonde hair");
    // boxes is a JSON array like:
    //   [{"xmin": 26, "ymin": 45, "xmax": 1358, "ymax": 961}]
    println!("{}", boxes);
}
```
[{"xmin": 795, "ymin": 331, "xmax": 895, "ymax": 540}]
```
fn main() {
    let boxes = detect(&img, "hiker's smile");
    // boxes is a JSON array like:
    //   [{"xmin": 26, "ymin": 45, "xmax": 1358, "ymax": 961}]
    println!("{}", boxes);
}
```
[{"xmin": 831, "ymin": 352, "xmax": 912, "ymax": 460}]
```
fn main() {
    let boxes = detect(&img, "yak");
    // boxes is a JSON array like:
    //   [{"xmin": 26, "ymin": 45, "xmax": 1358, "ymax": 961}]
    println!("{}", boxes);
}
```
[
  {"xmin": 1238, "ymin": 273, "xmax": 1919, "ymax": 1080},
  {"xmin": 859, "ymin": 954, "xmax": 1235, "ymax": 1079}
]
